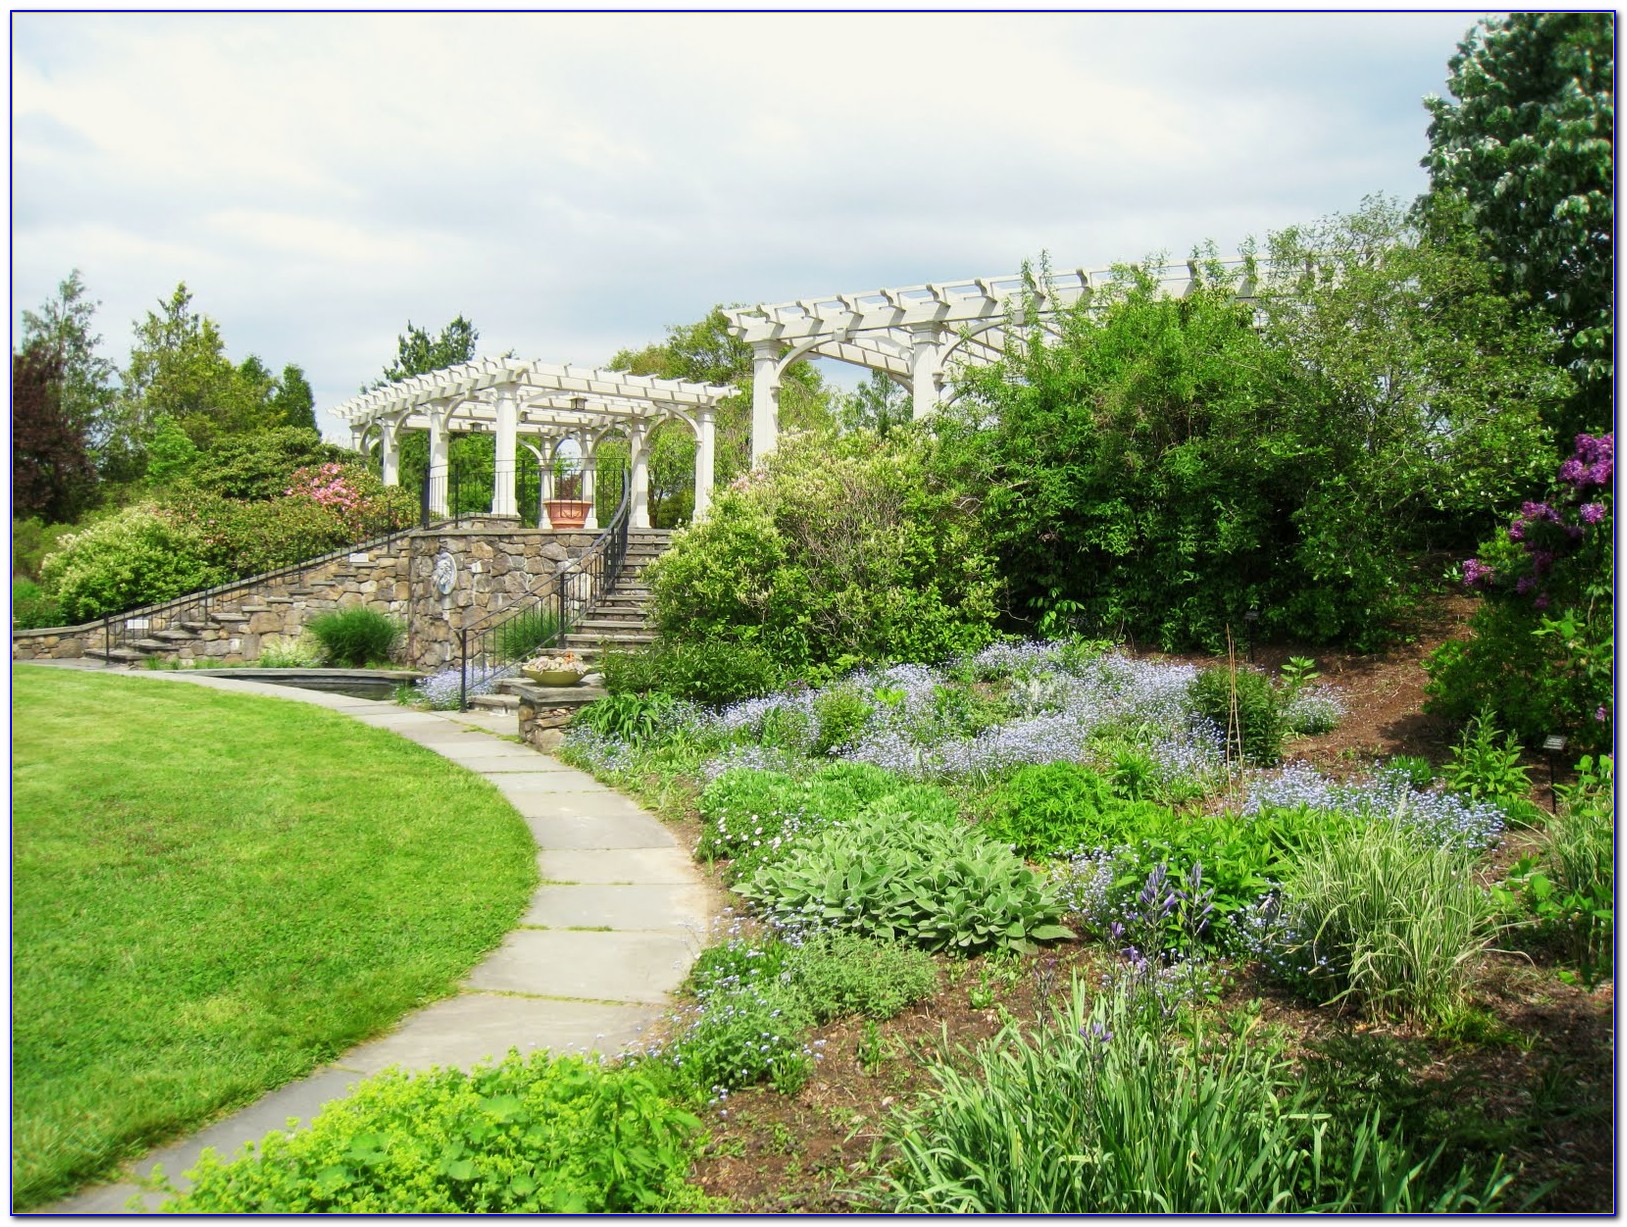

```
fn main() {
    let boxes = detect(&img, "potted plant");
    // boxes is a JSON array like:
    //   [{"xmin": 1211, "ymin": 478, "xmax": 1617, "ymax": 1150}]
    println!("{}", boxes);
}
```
[
  {"xmin": 521, "ymin": 650, "xmax": 588, "ymax": 687},
  {"xmin": 544, "ymin": 472, "xmax": 592, "ymax": 529}
]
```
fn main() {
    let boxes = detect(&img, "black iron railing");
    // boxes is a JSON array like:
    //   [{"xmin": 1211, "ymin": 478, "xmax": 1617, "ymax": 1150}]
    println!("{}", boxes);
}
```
[{"xmin": 454, "ymin": 465, "xmax": 632, "ymax": 709}]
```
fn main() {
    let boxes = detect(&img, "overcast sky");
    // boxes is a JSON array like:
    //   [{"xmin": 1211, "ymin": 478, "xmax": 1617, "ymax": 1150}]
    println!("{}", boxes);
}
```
[{"xmin": 12, "ymin": 10, "xmax": 1491, "ymax": 439}]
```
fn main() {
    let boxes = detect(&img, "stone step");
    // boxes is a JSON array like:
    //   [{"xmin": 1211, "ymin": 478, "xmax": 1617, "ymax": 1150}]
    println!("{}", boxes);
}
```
[
  {"xmin": 84, "ymin": 646, "xmax": 146, "ymax": 664},
  {"xmin": 573, "ymin": 618, "xmax": 650, "ymax": 633},
  {"xmin": 153, "ymin": 628, "xmax": 199, "ymax": 643},
  {"xmin": 179, "ymin": 620, "xmax": 211, "ymax": 632},
  {"xmin": 468, "ymin": 693, "xmax": 521, "ymax": 712},
  {"xmin": 238, "ymin": 603, "xmax": 271, "ymax": 614},
  {"xmin": 132, "ymin": 637, "xmax": 172, "ymax": 652},
  {"xmin": 210, "ymin": 613, "xmax": 250, "ymax": 625}
]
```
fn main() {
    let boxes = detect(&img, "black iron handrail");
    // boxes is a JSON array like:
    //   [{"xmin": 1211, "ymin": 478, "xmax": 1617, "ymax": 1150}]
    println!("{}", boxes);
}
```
[{"xmin": 454, "ymin": 464, "xmax": 633, "ymax": 710}]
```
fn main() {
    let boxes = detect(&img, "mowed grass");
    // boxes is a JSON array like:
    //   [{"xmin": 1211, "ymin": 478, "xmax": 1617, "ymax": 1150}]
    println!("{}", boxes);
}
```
[{"xmin": 10, "ymin": 667, "xmax": 539, "ymax": 1209}]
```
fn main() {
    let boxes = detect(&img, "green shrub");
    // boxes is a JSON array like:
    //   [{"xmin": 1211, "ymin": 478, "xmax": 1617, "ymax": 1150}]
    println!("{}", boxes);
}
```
[
  {"xmin": 695, "ymin": 768, "xmax": 863, "ymax": 881},
  {"xmin": 646, "ymin": 429, "xmax": 1001, "ymax": 674},
  {"xmin": 686, "ymin": 936, "xmax": 793, "ymax": 997},
  {"xmin": 39, "ymin": 504, "xmax": 226, "ymax": 622},
  {"xmin": 858, "ymin": 784, "xmax": 962, "ymax": 829},
  {"xmin": 811, "ymin": 685, "xmax": 874, "ymax": 755},
  {"xmin": 739, "ymin": 811, "xmax": 1074, "ymax": 956},
  {"xmin": 1189, "ymin": 664, "xmax": 1286, "ymax": 766},
  {"xmin": 158, "ymin": 1051, "xmax": 705, "ymax": 1213},
  {"xmin": 600, "ymin": 638, "xmax": 781, "ymax": 705},
  {"xmin": 1385, "ymin": 755, "xmax": 1436, "ymax": 790},
  {"xmin": 880, "ymin": 981, "xmax": 1511, "ymax": 1212},
  {"xmin": 789, "ymin": 932, "xmax": 939, "ymax": 1022},
  {"xmin": 304, "ymin": 606, "xmax": 403, "ymax": 667},
  {"xmin": 11, "ymin": 577, "xmax": 63, "ymax": 629},
  {"xmin": 1441, "ymin": 708, "xmax": 1531, "ymax": 805},
  {"xmin": 1272, "ymin": 821, "xmax": 1499, "ymax": 1023},
  {"xmin": 181, "ymin": 426, "xmax": 350, "ymax": 501},
  {"xmin": 982, "ymin": 762, "xmax": 1183, "ymax": 859},
  {"xmin": 1425, "ymin": 433, "xmax": 1612, "ymax": 754},
  {"xmin": 1496, "ymin": 754, "xmax": 1613, "ymax": 989},
  {"xmin": 13, "ymin": 516, "xmax": 83, "ymax": 581},
  {"xmin": 571, "ymin": 693, "xmax": 680, "ymax": 746}
]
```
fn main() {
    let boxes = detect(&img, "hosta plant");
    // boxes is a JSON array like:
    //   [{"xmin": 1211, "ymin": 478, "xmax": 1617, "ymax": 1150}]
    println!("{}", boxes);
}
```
[{"xmin": 738, "ymin": 811, "xmax": 1074, "ymax": 956}]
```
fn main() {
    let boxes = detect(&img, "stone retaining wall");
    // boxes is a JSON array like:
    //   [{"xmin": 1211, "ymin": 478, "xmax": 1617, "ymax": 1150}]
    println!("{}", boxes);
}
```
[{"xmin": 12, "ymin": 522, "xmax": 600, "ymax": 670}]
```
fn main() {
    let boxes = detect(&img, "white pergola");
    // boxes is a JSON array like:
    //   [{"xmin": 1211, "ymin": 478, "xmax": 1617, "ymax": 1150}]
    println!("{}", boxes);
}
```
[
  {"xmin": 329, "ymin": 357, "xmax": 735, "ymax": 528},
  {"xmin": 725, "ymin": 259, "xmax": 1258, "ymax": 462}
]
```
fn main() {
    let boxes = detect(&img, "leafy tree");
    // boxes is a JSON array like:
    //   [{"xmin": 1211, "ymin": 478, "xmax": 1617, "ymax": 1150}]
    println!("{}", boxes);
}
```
[
  {"xmin": 12, "ymin": 341, "xmax": 97, "ymax": 522},
  {"xmin": 373, "ymin": 315, "xmax": 478, "ymax": 387},
  {"xmin": 938, "ymin": 227, "xmax": 1563, "ymax": 651},
  {"xmin": 609, "ymin": 306, "xmax": 833, "ymax": 486},
  {"xmin": 1424, "ymin": 12, "xmax": 1613, "ymax": 437},
  {"xmin": 372, "ymin": 316, "xmax": 490, "ymax": 510},
  {"xmin": 271, "ymin": 364, "xmax": 317, "ymax": 432},
  {"xmin": 20, "ymin": 270, "xmax": 119, "ymax": 485},
  {"xmin": 143, "ymin": 415, "xmax": 202, "ymax": 488},
  {"xmin": 837, "ymin": 370, "xmax": 911, "ymax": 437},
  {"xmin": 120, "ymin": 283, "xmax": 276, "ymax": 452}
]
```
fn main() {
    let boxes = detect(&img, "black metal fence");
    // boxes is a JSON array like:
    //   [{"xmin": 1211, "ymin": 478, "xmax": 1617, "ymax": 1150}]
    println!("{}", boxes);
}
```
[{"xmin": 453, "ymin": 465, "xmax": 632, "ymax": 709}]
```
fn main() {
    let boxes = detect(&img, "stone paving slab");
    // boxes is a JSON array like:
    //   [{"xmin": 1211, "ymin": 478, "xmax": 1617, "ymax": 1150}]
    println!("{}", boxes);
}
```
[
  {"xmin": 522, "ymin": 882, "xmax": 713, "ymax": 932},
  {"xmin": 523, "ymin": 812, "xmax": 681, "ymax": 850},
  {"xmin": 338, "ymin": 992, "xmax": 660, "ymax": 1076},
  {"xmin": 49, "ymin": 1066, "xmax": 365, "ymax": 1214},
  {"xmin": 540, "ymin": 846, "xmax": 704, "ymax": 885},
  {"xmin": 465, "ymin": 929, "xmax": 698, "ymax": 1003},
  {"xmin": 497, "ymin": 784, "xmax": 661, "ymax": 821},
  {"xmin": 441, "ymin": 754, "xmax": 578, "ymax": 774}
]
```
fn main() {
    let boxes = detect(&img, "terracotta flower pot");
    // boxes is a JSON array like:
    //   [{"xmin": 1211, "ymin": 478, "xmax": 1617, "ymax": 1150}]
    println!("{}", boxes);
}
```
[{"xmin": 544, "ymin": 500, "xmax": 592, "ymax": 529}]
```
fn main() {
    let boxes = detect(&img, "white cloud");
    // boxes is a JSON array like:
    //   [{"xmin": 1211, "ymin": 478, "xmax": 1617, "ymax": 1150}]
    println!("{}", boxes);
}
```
[{"xmin": 10, "ymin": 10, "xmax": 1487, "ymax": 437}]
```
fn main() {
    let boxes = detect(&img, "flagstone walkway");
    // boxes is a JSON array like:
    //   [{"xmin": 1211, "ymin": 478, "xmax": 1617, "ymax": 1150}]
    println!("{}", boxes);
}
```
[{"xmin": 32, "ymin": 665, "xmax": 715, "ymax": 1214}]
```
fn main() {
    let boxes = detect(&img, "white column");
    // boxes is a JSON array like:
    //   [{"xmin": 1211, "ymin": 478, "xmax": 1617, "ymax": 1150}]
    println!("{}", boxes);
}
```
[
  {"xmin": 428, "ymin": 410, "xmax": 450, "ymax": 517},
  {"xmin": 580, "ymin": 432, "xmax": 599, "ymax": 530},
  {"xmin": 629, "ymin": 421, "xmax": 650, "ymax": 529},
  {"xmin": 909, "ymin": 324, "xmax": 944, "ymax": 421},
  {"xmin": 380, "ymin": 419, "xmax": 400, "ymax": 486},
  {"xmin": 750, "ymin": 341, "xmax": 782, "ymax": 467},
  {"xmin": 350, "ymin": 424, "xmax": 368, "ymax": 452},
  {"xmin": 693, "ymin": 408, "xmax": 716, "ymax": 520},
  {"xmin": 538, "ymin": 438, "xmax": 555, "ymax": 529},
  {"xmin": 491, "ymin": 391, "xmax": 518, "ymax": 517}
]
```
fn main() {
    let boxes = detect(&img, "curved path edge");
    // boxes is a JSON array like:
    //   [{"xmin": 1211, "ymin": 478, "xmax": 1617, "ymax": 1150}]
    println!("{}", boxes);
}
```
[{"xmin": 24, "ymin": 663, "xmax": 714, "ymax": 1215}]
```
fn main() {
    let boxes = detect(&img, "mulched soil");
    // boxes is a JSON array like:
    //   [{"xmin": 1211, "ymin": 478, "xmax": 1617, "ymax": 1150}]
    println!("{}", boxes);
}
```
[{"xmin": 640, "ymin": 601, "xmax": 1616, "ymax": 1212}]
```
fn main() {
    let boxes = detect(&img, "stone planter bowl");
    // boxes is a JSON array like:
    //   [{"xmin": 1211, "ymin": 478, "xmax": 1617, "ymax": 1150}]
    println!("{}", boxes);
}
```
[{"xmin": 523, "ymin": 667, "xmax": 586, "ymax": 687}]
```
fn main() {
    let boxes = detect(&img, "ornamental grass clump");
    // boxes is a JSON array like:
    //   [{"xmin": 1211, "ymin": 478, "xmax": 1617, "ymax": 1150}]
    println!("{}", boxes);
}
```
[
  {"xmin": 1248, "ymin": 820, "xmax": 1500, "ymax": 1023},
  {"xmin": 878, "ymin": 979, "xmax": 1511, "ymax": 1213},
  {"xmin": 305, "ymin": 606, "xmax": 403, "ymax": 667}
]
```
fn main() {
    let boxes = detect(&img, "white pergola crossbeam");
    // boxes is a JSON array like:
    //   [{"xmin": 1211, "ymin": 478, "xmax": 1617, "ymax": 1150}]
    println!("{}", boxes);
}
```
[
  {"xmin": 727, "ymin": 259, "xmax": 1256, "ymax": 462},
  {"xmin": 329, "ymin": 357, "xmax": 733, "ymax": 526}
]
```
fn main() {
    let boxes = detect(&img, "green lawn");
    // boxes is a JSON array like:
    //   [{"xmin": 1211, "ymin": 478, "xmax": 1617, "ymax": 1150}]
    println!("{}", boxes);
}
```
[{"xmin": 10, "ymin": 666, "xmax": 538, "ymax": 1209}]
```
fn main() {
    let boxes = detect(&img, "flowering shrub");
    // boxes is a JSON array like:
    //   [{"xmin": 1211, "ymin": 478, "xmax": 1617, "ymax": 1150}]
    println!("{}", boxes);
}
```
[{"xmin": 1428, "ymin": 432, "xmax": 1613, "ymax": 751}]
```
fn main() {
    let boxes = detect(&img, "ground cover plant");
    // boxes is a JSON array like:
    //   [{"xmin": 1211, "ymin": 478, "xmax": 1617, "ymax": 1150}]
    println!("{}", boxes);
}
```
[
  {"xmin": 156, "ymin": 1052, "xmax": 709, "ymax": 1213},
  {"xmin": 304, "ymin": 605, "xmax": 404, "ymax": 667},
  {"xmin": 10, "ymin": 667, "xmax": 537, "ymax": 1209},
  {"xmin": 554, "ymin": 627, "xmax": 1609, "ymax": 1211}
]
